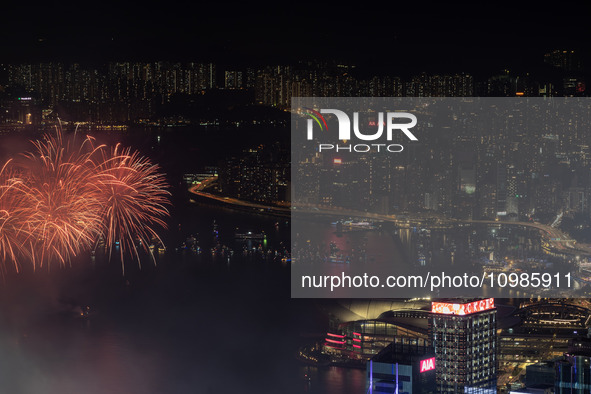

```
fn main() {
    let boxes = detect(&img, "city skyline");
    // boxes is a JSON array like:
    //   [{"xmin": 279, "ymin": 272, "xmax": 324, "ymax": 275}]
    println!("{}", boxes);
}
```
[
  {"xmin": 1, "ymin": 4, "xmax": 591, "ymax": 392},
  {"xmin": 0, "ymin": 49, "xmax": 586, "ymax": 129}
]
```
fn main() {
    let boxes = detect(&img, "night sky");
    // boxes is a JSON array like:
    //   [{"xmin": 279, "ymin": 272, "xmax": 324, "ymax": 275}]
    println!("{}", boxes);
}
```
[{"xmin": 1, "ymin": 2, "xmax": 589, "ymax": 75}]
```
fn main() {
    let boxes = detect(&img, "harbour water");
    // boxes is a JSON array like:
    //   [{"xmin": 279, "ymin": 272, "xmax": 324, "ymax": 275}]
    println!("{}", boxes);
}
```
[
  {"xmin": 0, "ymin": 125, "xmax": 552, "ymax": 393},
  {"xmin": 0, "ymin": 197, "xmax": 368, "ymax": 394}
]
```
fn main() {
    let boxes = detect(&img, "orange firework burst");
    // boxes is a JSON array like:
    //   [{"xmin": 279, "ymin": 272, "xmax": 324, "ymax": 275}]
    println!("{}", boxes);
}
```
[
  {"xmin": 0, "ymin": 124, "xmax": 171, "ymax": 274},
  {"xmin": 0, "ymin": 161, "xmax": 32, "ymax": 272},
  {"xmin": 97, "ymin": 143, "xmax": 170, "ymax": 275},
  {"xmin": 20, "ymin": 130, "xmax": 105, "ymax": 268}
]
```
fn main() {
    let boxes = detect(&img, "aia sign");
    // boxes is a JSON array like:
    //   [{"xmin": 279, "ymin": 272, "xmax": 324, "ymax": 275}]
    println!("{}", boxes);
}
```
[{"xmin": 420, "ymin": 357, "xmax": 435, "ymax": 373}]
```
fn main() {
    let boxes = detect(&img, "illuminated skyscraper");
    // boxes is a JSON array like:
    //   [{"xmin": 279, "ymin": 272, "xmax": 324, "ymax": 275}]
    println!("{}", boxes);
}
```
[
  {"xmin": 543, "ymin": 50, "xmax": 582, "ymax": 73},
  {"xmin": 224, "ymin": 70, "xmax": 242, "ymax": 89},
  {"xmin": 366, "ymin": 342, "xmax": 436, "ymax": 394},
  {"xmin": 555, "ymin": 336, "xmax": 591, "ymax": 393},
  {"xmin": 429, "ymin": 298, "xmax": 497, "ymax": 393},
  {"xmin": 555, "ymin": 354, "xmax": 591, "ymax": 393}
]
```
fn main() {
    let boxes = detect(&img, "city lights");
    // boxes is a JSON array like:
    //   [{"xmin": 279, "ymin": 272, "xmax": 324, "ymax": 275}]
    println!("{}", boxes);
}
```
[{"xmin": 431, "ymin": 298, "xmax": 495, "ymax": 315}]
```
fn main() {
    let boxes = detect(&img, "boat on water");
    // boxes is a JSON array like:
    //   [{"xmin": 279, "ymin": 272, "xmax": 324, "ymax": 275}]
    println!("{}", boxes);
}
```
[
  {"xmin": 235, "ymin": 231, "xmax": 266, "ymax": 240},
  {"xmin": 326, "ymin": 254, "xmax": 350, "ymax": 264},
  {"xmin": 333, "ymin": 219, "xmax": 377, "ymax": 231}
]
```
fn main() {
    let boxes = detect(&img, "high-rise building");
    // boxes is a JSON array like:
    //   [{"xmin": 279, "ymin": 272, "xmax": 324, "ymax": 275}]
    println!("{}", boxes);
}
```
[
  {"xmin": 429, "ymin": 298, "xmax": 497, "ymax": 393},
  {"xmin": 224, "ymin": 70, "xmax": 243, "ymax": 89},
  {"xmin": 525, "ymin": 361, "xmax": 556, "ymax": 387},
  {"xmin": 543, "ymin": 50, "xmax": 582, "ymax": 73},
  {"xmin": 366, "ymin": 342, "xmax": 436, "ymax": 394},
  {"xmin": 555, "ymin": 336, "xmax": 591, "ymax": 393},
  {"xmin": 555, "ymin": 354, "xmax": 591, "ymax": 393}
]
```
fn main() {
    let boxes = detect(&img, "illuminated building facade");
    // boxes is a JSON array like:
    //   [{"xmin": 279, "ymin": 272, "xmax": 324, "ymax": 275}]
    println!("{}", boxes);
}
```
[
  {"xmin": 555, "ymin": 354, "xmax": 591, "ymax": 393},
  {"xmin": 429, "ymin": 298, "xmax": 497, "ymax": 393},
  {"xmin": 554, "ymin": 336, "xmax": 591, "ymax": 393},
  {"xmin": 499, "ymin": 301, "xmax": 591, "ymax": 364},
  {"xmin": 324, "ymin": 319, "xmax": 429, "ymax": 359},
  {"xmin": 366, "ymin": 342, "xmax": 436, "ymax": 394}
]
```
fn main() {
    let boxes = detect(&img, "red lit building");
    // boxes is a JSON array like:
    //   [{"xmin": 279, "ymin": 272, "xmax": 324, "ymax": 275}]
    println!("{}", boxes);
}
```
[{"xmin": 429, "ymin": 298, "xmax": 497, "ymax": 393}]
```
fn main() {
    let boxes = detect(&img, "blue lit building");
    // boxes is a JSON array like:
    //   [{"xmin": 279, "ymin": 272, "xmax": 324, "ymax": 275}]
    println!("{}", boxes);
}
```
[{"xmin": 555, "ymin": 353, "xmax": 591, "ymax": 393}]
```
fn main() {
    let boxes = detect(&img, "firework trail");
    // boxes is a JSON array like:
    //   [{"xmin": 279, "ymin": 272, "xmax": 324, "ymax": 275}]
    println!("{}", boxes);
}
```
[
  {"xmin": 0, "ymin": 160, "xmax": 31, "ymax": 272},
  {"xmin": 0, "ymin": 124, "xmax": 171, "ymax": 274},
  {"xmin": 20, "ymin": 130, "xmax": 105, "ymax": 268},
  {"xmin": 97, "ymin": 143, "xmax": 170, "ymax": 275}
]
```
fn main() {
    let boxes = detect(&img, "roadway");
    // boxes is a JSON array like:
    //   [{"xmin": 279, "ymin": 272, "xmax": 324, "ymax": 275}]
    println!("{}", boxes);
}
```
[
  {"xmin": 188, "ymin": 176, "xmax": 591, "ymax": 258},
  {"xmin": 188, "ymin": 176, "xmax": 290, "ymax": 214}
]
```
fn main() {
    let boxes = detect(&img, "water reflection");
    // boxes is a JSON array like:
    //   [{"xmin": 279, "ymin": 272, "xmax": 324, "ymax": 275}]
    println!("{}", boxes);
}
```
[{"xmin": 299, "ymin": 366, "xmax": 366, "ymax": 394}]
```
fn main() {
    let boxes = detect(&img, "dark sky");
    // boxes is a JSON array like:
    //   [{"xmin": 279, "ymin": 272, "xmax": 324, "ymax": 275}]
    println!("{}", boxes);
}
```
[{"xmin": 1, "ymin": 2, "xmax": 589, "ymax": 75}]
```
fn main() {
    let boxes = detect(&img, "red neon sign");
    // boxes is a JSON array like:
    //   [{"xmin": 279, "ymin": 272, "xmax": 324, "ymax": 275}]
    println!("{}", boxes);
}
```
[
  {"xmin": 420, "ymin": 357, "xmax": 435, "ymax": 373},
  {"xmin": 333, "ymin": 158, "xmax": 342, "ymax": 164},
  {"xmin": 431, "ymin": 298, "xmax": 495, "ymax": 315}
]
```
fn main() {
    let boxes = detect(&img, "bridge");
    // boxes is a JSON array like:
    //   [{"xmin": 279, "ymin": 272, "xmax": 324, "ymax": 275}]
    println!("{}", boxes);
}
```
[
  {"xmin": 188, "ymin": 178, "xmax": 591, "ymax": 258},
  {"xmin": 292, "ymin": 205, "xmax": 591, "ymax": 258}
]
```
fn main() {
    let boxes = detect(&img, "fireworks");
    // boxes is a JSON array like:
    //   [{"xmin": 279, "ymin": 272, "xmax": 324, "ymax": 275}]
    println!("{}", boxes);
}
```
[
  {"xmin": 0, "ymin": 125, "xmax": 170, "ymax": 273},
  {"xmin": 0, "ymin": 160, "xmax": 31, "ymax": 272},
  {"xmin": 96, "ymin": 144, "xmax": 170, "ymax": 274}
]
